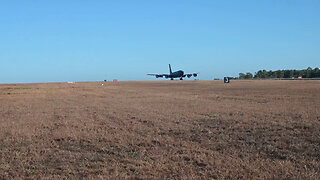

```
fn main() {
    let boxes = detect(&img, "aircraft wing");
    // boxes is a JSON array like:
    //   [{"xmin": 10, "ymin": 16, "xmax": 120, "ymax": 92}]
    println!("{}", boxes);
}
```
[
  {"xmin": 147, "ymin": 74, "xmax": 168, "ymax": 78},
  {"xmin": 184, "ymin": 73, "xmax": 199, "ymax": 78}
]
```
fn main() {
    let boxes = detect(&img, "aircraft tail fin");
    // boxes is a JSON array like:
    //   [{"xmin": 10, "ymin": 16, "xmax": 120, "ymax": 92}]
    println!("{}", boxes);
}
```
[{"xmin": 169, "ymin": 64, "xmax": 172, "ymax": 74}]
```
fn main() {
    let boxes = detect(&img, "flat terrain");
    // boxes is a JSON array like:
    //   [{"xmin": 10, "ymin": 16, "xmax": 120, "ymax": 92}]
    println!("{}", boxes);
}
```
[{"xmin": 0, "ymin": 80, "xmax": 319, "ymax": 179}]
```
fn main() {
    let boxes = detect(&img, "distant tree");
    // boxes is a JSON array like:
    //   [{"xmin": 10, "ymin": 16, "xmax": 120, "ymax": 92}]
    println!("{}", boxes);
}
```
[
  {"xmin": 275, "ymin": 70, "xmax": 283, "ymax": 78},
  {"xmin": 245, "ymin": 72, "xmax": 253, "ymax": 79},
  {"xmin": 268, "ymin": 70, "xmax": 275, "ymax": 78},
  {"xmin": 254, "ymin": 70, "xmax": 268, "ymax": 78},
  {"xmin": 306, "ymin": 67, "xmax": 313, "ymax": 78},
  {"xmin": 261, "ymin": 70, "xmax": 267, "ymax": 78},
  {"xmin": 239, "ymin": 73, "xmax": 246, "ymax": 79},
  {"xmin": 312, "ymin": 68, "xmax": 320, "ymax": 78},
  {"xmin": 284, "ymin": 70, "xmax": 292, "ymax": 78},
  {"xmin": 293, "ymin": 70, "xmax": 298, "ymax": 78},
  {"xmin": 272, "ymin": 71, "xmax": 278, "ymax": 78},
  {"xmin": 239, "ymin": 67, "xmax": 320, "ymax": 79},
  {"xmin": 254, "ymin": 70, "xmax": 261, "ymax": 78}
]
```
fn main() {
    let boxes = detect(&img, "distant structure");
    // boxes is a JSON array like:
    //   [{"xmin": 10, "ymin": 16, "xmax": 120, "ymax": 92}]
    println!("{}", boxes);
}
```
[
  {"xmin": 113, "ymin": 79, "xmax": 118, "ymax": 82},
  {"xmin": 224, "ymin": 77, "xmax": 230, "ymax": 83}
]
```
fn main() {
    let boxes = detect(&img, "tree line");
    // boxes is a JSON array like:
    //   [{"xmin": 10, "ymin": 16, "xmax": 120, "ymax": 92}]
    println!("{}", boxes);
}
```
[{"xmin": 238, "ymin": 67, "xmax": 320, "ymax": 79}]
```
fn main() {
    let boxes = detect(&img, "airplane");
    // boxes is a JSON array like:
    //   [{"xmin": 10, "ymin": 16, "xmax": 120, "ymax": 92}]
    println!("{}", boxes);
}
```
[{"xmin": 147, "ymin": 64, "xmax": 198, "ymax": 80}]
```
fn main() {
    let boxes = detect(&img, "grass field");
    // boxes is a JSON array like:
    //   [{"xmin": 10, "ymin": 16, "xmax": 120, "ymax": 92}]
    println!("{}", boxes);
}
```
[{"xmin": 0, "ymin": 80, "xmax": 319, "ymax": 179}]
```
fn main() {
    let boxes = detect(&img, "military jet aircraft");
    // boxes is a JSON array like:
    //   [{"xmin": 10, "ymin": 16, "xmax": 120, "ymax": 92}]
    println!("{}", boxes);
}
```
[{"xmin": 148, "ymin": 64, "xmax": 198, "ymax": 80}]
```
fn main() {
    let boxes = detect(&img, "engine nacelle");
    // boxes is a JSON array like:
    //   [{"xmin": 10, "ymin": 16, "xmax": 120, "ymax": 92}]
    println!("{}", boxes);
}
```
[
  {"xmin": 193, "ymin": 73, "xmax": 198, "ymax": 77},
  {"xmin": 187, "ymin": 74, "xmax": 192, "ymax": 78}
]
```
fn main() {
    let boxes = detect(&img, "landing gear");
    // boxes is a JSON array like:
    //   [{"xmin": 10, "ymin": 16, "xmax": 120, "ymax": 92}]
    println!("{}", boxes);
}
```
[
  {"xmin": 171, "ymin": 78, "xmax": 174, "ymax": 80},
  {"xmin": 180, "ymin": 77, "xmax": 183, "ymax": 80}
]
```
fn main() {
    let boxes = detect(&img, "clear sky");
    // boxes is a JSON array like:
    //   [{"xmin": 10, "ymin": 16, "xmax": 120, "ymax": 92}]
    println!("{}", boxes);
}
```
[{"xmin": 0, "ymin": 0, "xmax": 319, "ymax": 83}]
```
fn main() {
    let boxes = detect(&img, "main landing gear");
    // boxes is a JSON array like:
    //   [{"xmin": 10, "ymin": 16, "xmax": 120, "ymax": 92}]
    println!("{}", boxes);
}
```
[{"xmin": 180, "ymin": 77, "xmax": 183, "ymax": 80}]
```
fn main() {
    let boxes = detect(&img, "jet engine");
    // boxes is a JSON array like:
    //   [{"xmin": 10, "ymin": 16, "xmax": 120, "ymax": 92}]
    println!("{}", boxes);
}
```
[{"xmin": 193, "ymin": 73, "xmax": 198, "ymax": 77}]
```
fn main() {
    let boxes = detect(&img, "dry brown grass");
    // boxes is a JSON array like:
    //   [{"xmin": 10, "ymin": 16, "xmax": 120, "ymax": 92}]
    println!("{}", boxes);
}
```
[{"xmin": 0, "ymin": 80, "xmax": 319, "ymax": 179}]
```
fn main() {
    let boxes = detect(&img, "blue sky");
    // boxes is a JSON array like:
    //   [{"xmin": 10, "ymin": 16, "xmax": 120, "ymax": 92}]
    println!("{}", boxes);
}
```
[{"xmin": 0, "ymin": 0, "xmax": 319, "ymax": 83}]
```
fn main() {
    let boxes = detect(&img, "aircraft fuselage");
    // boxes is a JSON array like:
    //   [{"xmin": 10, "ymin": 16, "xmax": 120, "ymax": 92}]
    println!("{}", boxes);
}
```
[{"xmin": 167, "ymin": 70, "xmax": 184, "ymax": 78}]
